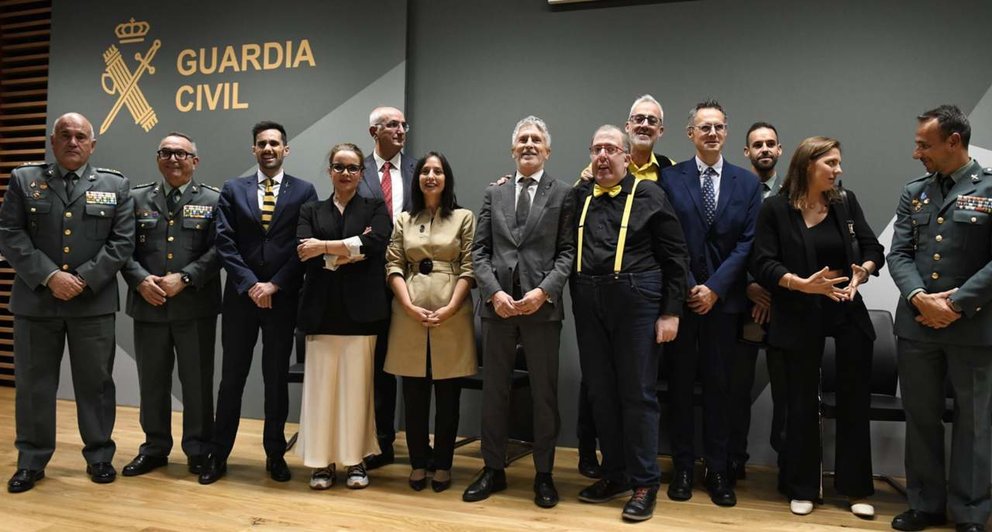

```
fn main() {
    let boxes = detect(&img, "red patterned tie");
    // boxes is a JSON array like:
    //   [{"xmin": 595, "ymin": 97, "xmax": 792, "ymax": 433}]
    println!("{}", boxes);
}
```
[{"xmin": 380, "ymin": 161, "xmax": 393, "ymax": 218}]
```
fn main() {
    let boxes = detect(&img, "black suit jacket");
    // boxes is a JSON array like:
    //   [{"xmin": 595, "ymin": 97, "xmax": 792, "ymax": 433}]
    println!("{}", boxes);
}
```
[
  {"xmin": 295, "ymin": 195, "xmax": 391, "ymax": 333},
  {"xmin": 215, "ymin": 173, "xmax": 318, "ymax": 295},
  {"xmin": 749, "ymin": 190, "xmax": 885, "ymax": 349}
]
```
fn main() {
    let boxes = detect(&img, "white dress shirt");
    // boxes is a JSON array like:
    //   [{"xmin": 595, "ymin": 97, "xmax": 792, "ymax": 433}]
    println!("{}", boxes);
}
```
[
  {"xmin": 695, "ymin": 155, "xmax": 724, "ymax": 207},
  {"xmin": 514, "ymin": 168, "xmax": 544, "ymax": 211},
  {"xmin": 373, "ymin": 151, "xmax": 404, "ymax": 221},
  {"xmin": 256, "ymin": 169, "xmax": 284, "ymax": 209}
]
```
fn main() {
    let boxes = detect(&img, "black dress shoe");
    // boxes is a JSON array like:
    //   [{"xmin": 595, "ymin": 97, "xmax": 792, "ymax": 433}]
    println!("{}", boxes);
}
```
[
  {"xmin": 578, "ymin": 478, "xmax": 632, "ymax": 503},
  {"xmin": 578, "ymin": 454, "xmax": 602, "ymax": 479},
  {"xmin": 622, "ymin": 486, "xmax": 659, "ymax": 522},
  {"xmin": 667, "ymin": 468, "xmax": 693, "ymax": 501},
  {"xmin": 187, "ymin": 455, "xmax": 207, "ymax": 475},
  {"xmin": 728, "ymin": 459, "xmax": 746, "ymax": 486},
  {"xmin": 7, "ymin": 469, "xmax": 44, "ymax": 493},
  {"xmin": 409, "ymin": 469, "xmax": 427, "ymax": 492},
  {"xmin": 365, "ymin": 449, "xmax": 395, "ymax": 471},
  {"xmin": 86, "ymin": 462, "xmax": 117, "ymax": 484},
  {"xmin": 462, "ymin": 467, "xmax": 507, "ymax": 502},
  {"xmin": 198, "ymin": 455, "xmax": 227, "ymax": 485},
  {"xmin": 534, "ymin": 473, "xmax": 559, "ymax": 509},
  {"xmin": 704, "ymin": 471, "xmax": 736, "ymax": 507},
  {"xmin": 957, "ymin": 524, "xmax": 985, "ymax": 532},
  {"xmin": 122, "ymin": 454, "xmax": 168, "ymax": 477},
  {"xmin": 431, "ymin": 477, "xmax": 451, "ymax": 493},
  {"xmin": 266, "ymin": 457, "xmax": 291, "ymax": 482},
  {"xmin": 891, "ymin": 509, "xmax": 947, "ymax": 531}
]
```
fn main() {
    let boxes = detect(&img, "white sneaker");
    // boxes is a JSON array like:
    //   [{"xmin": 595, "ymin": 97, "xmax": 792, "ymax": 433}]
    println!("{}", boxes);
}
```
[
  {"xmin": 850, "ymin": 502, "xmax": 875, "ymax": 519},
  {"xmin": 790, "ymin": 499, "xmax": 814, "ymax": 515},
  {"xmin": 346, "ymin": 464, "xmax": 369, "ymax": 489},
  {"xmin": 309, "ymin": 465, "xmax": 335, "ymax": 490}
]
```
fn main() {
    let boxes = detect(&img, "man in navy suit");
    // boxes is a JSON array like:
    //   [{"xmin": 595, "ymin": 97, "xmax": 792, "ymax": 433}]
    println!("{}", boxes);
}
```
[
  {"xmin": 199, "ymin": 121, "xmax": 318, "ymax": 484},
  {"xmin": 660, "ymin": 100, "xmax": 761, "ymax": 507},
  {"xmin": 358, "ymin": 106, "xmax": 416, "ymax": 469}
]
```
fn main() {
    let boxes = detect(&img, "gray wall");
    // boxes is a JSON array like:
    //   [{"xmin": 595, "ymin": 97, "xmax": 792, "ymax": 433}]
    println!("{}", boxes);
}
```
[{"xmin": 404, "ymin": 0, "xmax": 992, "ymax": 474}]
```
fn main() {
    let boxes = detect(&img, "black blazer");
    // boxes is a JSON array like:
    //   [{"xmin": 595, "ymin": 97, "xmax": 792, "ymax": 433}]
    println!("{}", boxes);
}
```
[
  {"xmin": 296, "ymin": 195, "xmax": 392, "ymax": 333},
  {"xmin": 749, "ymin": 189, "xmax": 885, "ymax": 349}
]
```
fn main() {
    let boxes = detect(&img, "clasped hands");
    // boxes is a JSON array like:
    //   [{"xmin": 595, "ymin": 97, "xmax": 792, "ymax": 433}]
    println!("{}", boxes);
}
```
[
  {"xmin": 404, "ymin": 302, "xmax": 458, "ymax": 328},
  {"xmin": 912, "ymin": 288, "xmax": 961, "ymax": 329},
  {"xmin": 48, "ymin": 271, "xmax": 87, "ymax": 301},
  {"xmin": 136, "ymin": 273, "xmax": 187, "ymax": 306},
  {"xmin": 491, "ymin": 288, "xmax": 547, "ymax": 318},
  {"xmin": 791, "ymin": 264, "xmax": 870, "ymax": 302}
]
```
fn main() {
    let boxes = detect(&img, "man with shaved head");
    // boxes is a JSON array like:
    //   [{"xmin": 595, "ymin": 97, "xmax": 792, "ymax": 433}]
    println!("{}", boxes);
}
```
[
  {"xmin": 359, "ymin": 105, "xmax": 417, "ymax": 468},
  {"xmin": 0, "ymin": 112, "xmax": 135, "ymax": 492}
]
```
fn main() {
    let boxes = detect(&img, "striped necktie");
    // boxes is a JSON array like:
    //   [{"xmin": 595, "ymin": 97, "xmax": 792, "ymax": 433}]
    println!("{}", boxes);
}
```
[
  {"xmin": 380, "ymin": 161, "xmax": 393, "ymax": 219},
  {"xmin": 261, "ymin": 177, "xmax": 276, "ymax": 231}
]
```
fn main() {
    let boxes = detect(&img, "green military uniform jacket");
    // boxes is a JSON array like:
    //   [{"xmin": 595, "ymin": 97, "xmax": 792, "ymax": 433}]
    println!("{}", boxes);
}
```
[
  {"xmin": 121, "ymin": 180, "xmax": 222, "ymax": 322},
  {"xmin": 0, "ymin": 161, "xmax": 135, "ymax": 317},
  {"xmin": 888, "ymin": 160, "xmax": 992, "ymax": 346}
]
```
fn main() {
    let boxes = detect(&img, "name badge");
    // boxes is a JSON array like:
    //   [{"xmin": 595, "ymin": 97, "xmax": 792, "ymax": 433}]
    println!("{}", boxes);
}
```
[
  {"xmin": 183, "ymin": 204, "xmax": 213, "ymax": 219},
  {"xmin": 85, "ymin": 191, "xmax": 117, "ymax": 205},
  {"xmin": 956, "ymin": 195, "xmax": 992, "ymax": 214}
]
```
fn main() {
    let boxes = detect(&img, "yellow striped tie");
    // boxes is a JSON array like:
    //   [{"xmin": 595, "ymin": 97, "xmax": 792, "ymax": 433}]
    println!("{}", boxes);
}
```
[{"xmin": 261, "ymin": 178, "xmax": 276, "ymax": 231}]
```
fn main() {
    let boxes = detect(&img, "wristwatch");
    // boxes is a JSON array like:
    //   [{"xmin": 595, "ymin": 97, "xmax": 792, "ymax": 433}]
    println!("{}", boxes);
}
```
[{"xmin": 180, "ymin": 272, "xmax": 192, "ymax": 286}]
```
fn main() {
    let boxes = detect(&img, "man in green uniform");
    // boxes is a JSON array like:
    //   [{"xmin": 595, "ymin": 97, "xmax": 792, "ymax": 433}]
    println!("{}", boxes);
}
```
[
  {"xmin": 0, "ymin": 112, "xmax": 135, "ymax": 493},
  {"xmin": 120, "ymin": 132, "xmax": 221, "ymax": 478}
]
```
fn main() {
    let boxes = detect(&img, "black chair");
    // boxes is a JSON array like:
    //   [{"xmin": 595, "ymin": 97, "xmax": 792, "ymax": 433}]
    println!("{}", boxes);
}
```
[
  {"xmin": 285, "ymin": 330, "xmax": 306, "ymax": 451},
  {"xmin": 820, "ymin": 308, "xmax": 954, "ymax": 496},
  {"xmin": 453, "ymin": 307, "xmax": 534, "ymax": 466}
]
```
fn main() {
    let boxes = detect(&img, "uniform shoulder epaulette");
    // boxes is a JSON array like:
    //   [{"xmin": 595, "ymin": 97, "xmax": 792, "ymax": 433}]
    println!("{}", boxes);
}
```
[
  {"xmin": 200, "ymin": 184, "xmax": 221, "ymax": 192},
  {"xmin": 133, "ymin": 182, "xmax": 156, "ymax": 189},
  {"xmin": 96, "ymin": 167, "xmax": 125, "ymax": 177},
  {"xmin": 16, "ymin": 161, "xmax": 46, "ymax": 169},
  {"xmin": 984, "ymin": 167, "xmax": 992, "ymax": 175}
]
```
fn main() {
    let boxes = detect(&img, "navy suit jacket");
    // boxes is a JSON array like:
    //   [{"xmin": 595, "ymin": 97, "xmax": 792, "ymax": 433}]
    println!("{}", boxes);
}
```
[
  {"xmin": 660, "ymin": 158, "xmax": 762, "ymax": 314},
  {"xmin": 359, "ymin": 153, "xmax": 416, "ymax": 215},
  {"xmin": 215, "ymin": 173, "xmax": 318, "ymax": 295}
]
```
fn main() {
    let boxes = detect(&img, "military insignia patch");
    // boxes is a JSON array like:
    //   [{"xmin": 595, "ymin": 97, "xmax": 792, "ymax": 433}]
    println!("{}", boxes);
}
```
[
  {"xmin": 957, "ymin": 195, "xmax": 992, "ymax": 214},
  {"xmin": 183, "ymin": 204, "xmax": 212, "ymax": 219},
  {"xmin": 85, "ymin": 191, "xmax": 118, "ymax": 205}
]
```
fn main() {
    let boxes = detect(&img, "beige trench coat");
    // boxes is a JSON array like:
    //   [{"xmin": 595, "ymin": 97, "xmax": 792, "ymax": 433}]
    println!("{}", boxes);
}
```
[{"xmin": 384, "ymin": 208, "xmax": 477, "ymax": 379}]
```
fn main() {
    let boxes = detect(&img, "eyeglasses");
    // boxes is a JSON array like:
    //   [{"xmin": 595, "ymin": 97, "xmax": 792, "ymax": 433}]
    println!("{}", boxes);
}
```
[
  {"xmin": 689, "ymin": 123, "xmax": 727, "ymax": 135},
  {"xmin": 330, "ymin": 163, "xmax": 363, "ymax": 174},
  {"xmin": 628, "ymin": 114, "xmax": 661, "ymax": 127},
  {"xmin": 377, "ymin": 120, "xmax": 410, "ymax": 132},
  {"xmin": 157, "ymin": 149, "xmax": 195, "ymax": 160},
  {"xmin": 589, "ymin": 144, "xmax": 625, "ymax": 156}
]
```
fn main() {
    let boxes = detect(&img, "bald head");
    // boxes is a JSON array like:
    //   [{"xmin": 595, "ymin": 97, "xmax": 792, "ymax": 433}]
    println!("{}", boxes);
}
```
[
  {"xmin": 368, "ymin": 106, "xmax": 407, "ymax": 160},
  {"xmin": 51, "ymin": 112, "xmax": 96, "ymax": 171}
]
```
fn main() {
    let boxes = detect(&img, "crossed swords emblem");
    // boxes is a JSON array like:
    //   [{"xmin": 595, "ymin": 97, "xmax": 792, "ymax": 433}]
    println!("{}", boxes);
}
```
[{"xmin": 99, "ymin": 39, "xmax": 161, "ymax": 135}]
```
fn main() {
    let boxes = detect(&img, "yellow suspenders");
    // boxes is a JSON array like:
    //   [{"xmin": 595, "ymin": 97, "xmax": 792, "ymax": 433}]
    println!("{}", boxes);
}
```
[{"xmin": 576, "ymin": 179, "xmax": 642, "ymax": 273}]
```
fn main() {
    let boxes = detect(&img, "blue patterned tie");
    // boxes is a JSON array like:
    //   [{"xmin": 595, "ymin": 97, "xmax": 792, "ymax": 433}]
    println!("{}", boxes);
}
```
[{"xmin": 702, "ymin": 167, "xmax": 717, "ymax": 226}]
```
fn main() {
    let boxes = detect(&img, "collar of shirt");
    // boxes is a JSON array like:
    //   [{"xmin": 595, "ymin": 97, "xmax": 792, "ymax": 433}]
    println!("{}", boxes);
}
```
[
  {"xmin": 57, "ymin": 163, "xmax": 88, "ymax": 179},
  {"xmin": 761, "ymin": 173, "xmax": 779, "ymax": 192},
  {"xmin": 373, "ymin": 151, "xmax": 402, "ymax": 174},
  {"xmin": 332, "ymin": 192, "xmax": 353, "ymax": 215},
  {"xmin": 947, "ymin": 158, "xmax": 976, "ymax": 185},
  {"xmin": 694, "ymin": 155, "xmax": 724, "ymax": 177},
  {"xmin": 629, "ymin": 153, "xmax": 659, "ymax": 181},
  {"xmin": 256, "ymin": 169, "xmax": 284, "ymax": 186},
  {"xmin": 514, "ymin": 169, "xmax": 544, "ymax": 185},
  {"xmin": 163, "ymin": 180, "xmax": 191, "ymax": 196}
]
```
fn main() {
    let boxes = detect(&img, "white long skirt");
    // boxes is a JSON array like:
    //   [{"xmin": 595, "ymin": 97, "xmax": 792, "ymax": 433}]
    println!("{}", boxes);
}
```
[{"xmin": 296, "ymin": 334, "xmax": 381, "ymax": 467}]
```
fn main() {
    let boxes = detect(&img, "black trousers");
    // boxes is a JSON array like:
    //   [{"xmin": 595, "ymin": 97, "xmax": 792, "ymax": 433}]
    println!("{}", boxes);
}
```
[
  {"xmin": 668, "ymin": 310, "xmax": 738, "ymax": 472},
  {"xmin": 571, "ymin": 271, "xmax": 662, "ymax": 488},
  {"xmin": 576, "ymin": 380, "xmax": 598, "ymax": 455},
  {"xmin": 402, "ymin": 375, "xmax": 461, "ymax": 471},
  {"xmin": 728, "ymin": 341, "xmax": 787, "ymax": 471},
  {"xmin": 14, "ymin": 314, "xmax": 117, "ymax": 470},
  {"xmin": 134, "ymin": 317, "xmax": 216, "ymax": 458},
  {"xmin": 373, "ymin": 291, "xmax": 397, "ymax": 453},
  {"xmin": 212, "ymin": 290, "xmax": 297, "ymax": 460},
  {"xmin": 781, "ymin": 301, "xmax": 874, "ymax": 500}
]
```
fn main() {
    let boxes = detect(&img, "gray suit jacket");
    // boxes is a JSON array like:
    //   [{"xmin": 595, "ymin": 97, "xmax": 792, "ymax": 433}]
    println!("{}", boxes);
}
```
[
  {"xmin": 359, "ymin": 153, "xmax": 416, "ymax": 215},
  {"xmin": 0, "ymin": 162, "xmax": 135, "ymax": 317},
  {"xmin": 472, "ymin": 172, "xmax": 575, "ymax": 322},
  {"xmin": 888, "ymin": 160, "xmax": 992, "ymax": 346},
  {"xmin": 121, "ymin": 179, "xmax": 222, "ymax": 322}
]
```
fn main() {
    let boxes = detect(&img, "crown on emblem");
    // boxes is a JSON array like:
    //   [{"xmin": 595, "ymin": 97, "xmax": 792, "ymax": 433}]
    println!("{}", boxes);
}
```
[{"xmin": 115, "ymin": 18, "xmax": 150, "ymax": 44}]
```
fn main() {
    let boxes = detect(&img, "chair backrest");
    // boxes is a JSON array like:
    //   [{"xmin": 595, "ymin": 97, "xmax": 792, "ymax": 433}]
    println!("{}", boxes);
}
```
[{"xmin": 821, "ymin": 309, "xmax": 898, "ymax": 397}]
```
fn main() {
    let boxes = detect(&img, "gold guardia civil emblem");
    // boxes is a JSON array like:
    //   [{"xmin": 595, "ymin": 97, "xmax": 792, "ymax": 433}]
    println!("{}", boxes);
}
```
[{"xmin": 100, "ymin": 18, "xmax": 160, "ymax": 135}]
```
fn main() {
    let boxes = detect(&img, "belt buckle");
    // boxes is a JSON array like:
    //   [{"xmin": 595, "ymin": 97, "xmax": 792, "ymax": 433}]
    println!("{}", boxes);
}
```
[{"xmin": 418, "ymin": 259, "xmax": 434, "ymax": 275}]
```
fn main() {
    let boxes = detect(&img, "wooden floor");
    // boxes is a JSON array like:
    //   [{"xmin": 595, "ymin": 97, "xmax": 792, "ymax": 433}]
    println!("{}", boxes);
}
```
[{"xmin": 0, "ymin": 386, "xmax": 943, "ymax": 531}]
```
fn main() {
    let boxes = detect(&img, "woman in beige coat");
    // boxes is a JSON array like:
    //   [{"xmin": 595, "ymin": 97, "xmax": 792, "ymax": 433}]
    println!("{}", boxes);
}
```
[{"xmin": 385, "ymin": 151, "xmax": 476, "ymax": 493}]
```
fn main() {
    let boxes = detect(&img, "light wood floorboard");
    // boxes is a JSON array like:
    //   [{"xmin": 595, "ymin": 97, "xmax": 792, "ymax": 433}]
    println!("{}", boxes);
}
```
[{"xmin": 0, "ymin": 386, "xmax": 943, "ymax": 531}]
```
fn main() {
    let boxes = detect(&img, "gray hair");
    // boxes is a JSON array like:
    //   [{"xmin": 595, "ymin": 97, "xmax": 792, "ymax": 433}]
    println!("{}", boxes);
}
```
[
  {"xmin": 369, "ymin": 106, "xmax": 403, "ymax": 126},
  {"xmin": 628, "ymin": 94, "xmax": 664, "ymax": 125},
  {"xmin": 687, "ymin": 99, "xmax": 727, "ymax": 128},
  {"xmin": 593, "ymin": 124, "xmax": 630, "ymax": 152},
  {"xmin": 511, "ymin": 115, "xmax": 551, "ymax": 147},
  {"xmin": 160, "ymin": 131, "xmax": 198, "ymax": 155},
  {"xmin": 51, "ymin": 112, "xmax": 95, "ymax": 139}
]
